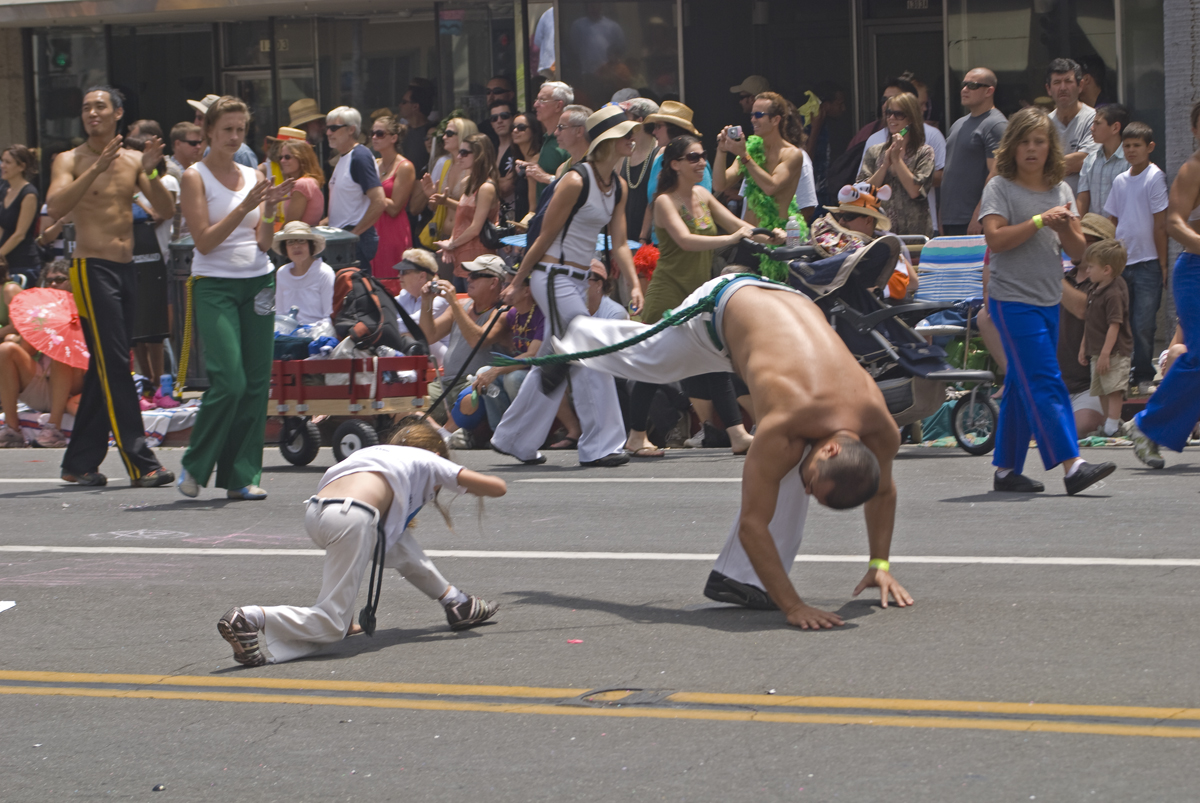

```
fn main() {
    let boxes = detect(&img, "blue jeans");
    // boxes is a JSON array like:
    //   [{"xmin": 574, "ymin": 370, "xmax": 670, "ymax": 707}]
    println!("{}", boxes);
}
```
[
  {"xmin": 1135, "ymin": 252, "xmax": 1200, "ymax": 451},
  {"xmin": 1124, "ymin": 259, "xmax": 1162, "ymax": 384},
  {"xmin": 989, "ymin": 298, "xmax": 1079, "ymax": 474},
  {"xmin": 482, "ymin": 368, "xmax": 530, "ymax": 430},
  {"xmin": 350, "ymin": 226, "xmax": 378, "ymax": 273}
]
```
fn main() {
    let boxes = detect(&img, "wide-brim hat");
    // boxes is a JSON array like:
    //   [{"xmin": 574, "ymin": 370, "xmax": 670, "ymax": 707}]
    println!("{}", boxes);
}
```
[
  {"xmin": 272, "ymin": 221, "xmax": 326, "ymax": 256},
  {"xmin": 832, "ymin": 184, "xmax": 892, "ymax": 231},
  {"xmin": 288, "ymin": 98, "xmax": 325, "ymax": 128},
  {"xmin": 1080, "ymin": 212, "xmax": 1116, "ymax": 241},
  {"xmin": 730, "ymin": 76, "xmax": 770, "ymax": 96},
  {"xmin": 642, "ymin": 100, "xmax": 700, "ymax": 136},
  {"xmin": 266, "ymin": 126, "xmax": 307, "ymax": 145},
  {"xmin": 187, "ymin": 94, "xmax": 221, "ymax": 116},
  {"xmin": 585, "ymin": 106, "xmax": 638, "ymax": 156}
]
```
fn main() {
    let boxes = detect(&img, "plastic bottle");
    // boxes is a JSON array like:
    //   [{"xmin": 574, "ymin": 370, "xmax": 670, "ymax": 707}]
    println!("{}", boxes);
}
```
[
  {"xmin": 785, "ymin": 215, "xmax": 801, "ymax": 248},
  {"xmin": 273, "ymin": 312, "xmax": 299, "ymax": 336},
  {"xmin": 376, "ymin": 346, "xmax": 400, "ymax": 358}
]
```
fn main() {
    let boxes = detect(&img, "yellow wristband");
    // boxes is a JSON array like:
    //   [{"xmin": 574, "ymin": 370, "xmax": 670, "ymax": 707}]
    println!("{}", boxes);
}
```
[
  {"xmin": 869, "ymin": 559, "xmax": 890, "ymax": 572},
  {"xmin": 145, "ymin": 168, "xmax": 159, "ymax": 181},
  {"xmin": 1031, "ymin": 214, "xmax": 1044, "ymax": 229}
]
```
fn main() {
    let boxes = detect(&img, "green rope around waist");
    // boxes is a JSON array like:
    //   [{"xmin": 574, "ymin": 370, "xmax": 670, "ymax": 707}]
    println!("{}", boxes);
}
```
[{"xmin": 492, "ymin": 274, "xmax": 772, "ymax": 368}]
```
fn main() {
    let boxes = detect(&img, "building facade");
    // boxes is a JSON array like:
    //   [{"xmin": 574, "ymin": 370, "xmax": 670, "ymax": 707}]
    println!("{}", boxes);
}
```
[{"xmin": 0, "ymin": 1, "xmax": 1171, "ymax": 188}]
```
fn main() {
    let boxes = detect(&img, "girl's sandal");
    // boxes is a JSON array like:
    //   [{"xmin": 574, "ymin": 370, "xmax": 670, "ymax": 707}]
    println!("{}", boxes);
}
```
[{"xmin": 629, "ymin": 446, "xmax": 665, "ymax": 458}]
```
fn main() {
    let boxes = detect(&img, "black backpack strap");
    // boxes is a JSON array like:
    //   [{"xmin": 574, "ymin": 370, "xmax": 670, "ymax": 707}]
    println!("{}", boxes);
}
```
[{"xmin": 557, "ymin": 162, "xmax": 591, "ymax": 264}]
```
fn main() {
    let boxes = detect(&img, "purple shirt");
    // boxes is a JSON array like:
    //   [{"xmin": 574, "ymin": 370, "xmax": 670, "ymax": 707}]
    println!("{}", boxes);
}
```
[{"xmin": 506, "ymin": 306, "xmax": 545, "ymax": 353}]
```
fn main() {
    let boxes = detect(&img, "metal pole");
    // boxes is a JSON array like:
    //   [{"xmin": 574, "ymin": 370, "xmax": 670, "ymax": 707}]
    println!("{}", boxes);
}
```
[
  {"xmin": 676, "ymin": 0, "xmax": 685, "ymax": 103},
  {"xmin": 268, "ymin": 16, "xmax": 280, "ymax": 131}
]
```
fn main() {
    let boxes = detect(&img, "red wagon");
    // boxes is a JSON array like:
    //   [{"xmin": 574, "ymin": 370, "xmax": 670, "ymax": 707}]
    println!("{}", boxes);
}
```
[{"xmin": 270, "ymin": 354, "xmax": 434, "ymax": 465}]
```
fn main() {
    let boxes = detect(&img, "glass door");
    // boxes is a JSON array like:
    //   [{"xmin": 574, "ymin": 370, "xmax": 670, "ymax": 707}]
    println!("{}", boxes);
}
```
[
  {"xmin": 223, "ymin": 68, "xmax": 316, "ymax": 160},
  {"xmin": 866, "ymin": 22, "xmax": 945, "ymax": 132}
]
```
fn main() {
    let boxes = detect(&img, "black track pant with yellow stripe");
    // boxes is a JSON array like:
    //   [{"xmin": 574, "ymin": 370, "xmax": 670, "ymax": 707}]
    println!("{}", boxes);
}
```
[{"xmin": 63, "ymin": 258, "xmax": 162, "ymax": 480}]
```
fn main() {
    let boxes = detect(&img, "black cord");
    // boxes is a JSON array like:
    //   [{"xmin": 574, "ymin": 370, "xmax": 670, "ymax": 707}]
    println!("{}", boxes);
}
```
[{"xmin": 419, "ymin": 302, "xmax": 512, "ymax": 424}]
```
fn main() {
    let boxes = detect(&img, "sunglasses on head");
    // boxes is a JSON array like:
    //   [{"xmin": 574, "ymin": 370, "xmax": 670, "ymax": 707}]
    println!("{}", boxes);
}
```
[
  {"xmin": 458, "ymin": 148, "xmax": 473, "ymax": 157},
  {"xmin": 885, "ymin": 109, "xmax": 907, "ymax": 119},
  {"xmin": 443, "ymin": 129, "xmax": 458, "ymax": 138},
  {"xmin": 513, "ymin": 123, "xmax": 530, "ymax": 132},
  {"xmin": 326, "ymin": 124, "xmax": 347, "ymax": 132},
  {"xmin": 962, "ymin": 81, "xmax": 993, "ymax": 91},
  {"xmin": 680, "ymin": 152, "xmax": 706, "ymax": 163},
  {"xmin": 491, "ymin": 111, "xmax": 513, "ymax": 122}
]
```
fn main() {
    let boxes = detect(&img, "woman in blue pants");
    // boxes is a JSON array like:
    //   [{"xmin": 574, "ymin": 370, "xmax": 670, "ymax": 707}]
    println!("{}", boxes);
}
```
[{"xmin": 978, "ymin": 107, "xmax": 1115, "ymax": 495}]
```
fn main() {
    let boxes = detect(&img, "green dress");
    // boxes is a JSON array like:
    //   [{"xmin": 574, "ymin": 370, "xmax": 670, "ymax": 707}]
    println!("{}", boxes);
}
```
[{"xmin": 643, "ymin": 199, "xmax": 718, "ymax": 325}]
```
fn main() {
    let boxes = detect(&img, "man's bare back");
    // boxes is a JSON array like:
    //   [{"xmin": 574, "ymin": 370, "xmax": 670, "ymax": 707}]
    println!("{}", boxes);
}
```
[
  {"xmin": 50, "ymin": 145, "xmax": 142, "ymax": 262},
  {"xmin": 1166, "ymin": 145, "xmax": 1200, "ymax": 257}
]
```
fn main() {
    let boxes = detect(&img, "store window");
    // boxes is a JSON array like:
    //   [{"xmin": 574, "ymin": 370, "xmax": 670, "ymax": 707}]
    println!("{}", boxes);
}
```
[
  {"xmin": 558, "ymin": 0, "xmax": 680, "ymax": 111},
  {"xmin": 318, "ymin": 14, "xmax": 438, "ymax": 121},
  {"xmin": 32, "ymin": 27, "xmax": 109, "ymax": 182},
  {"xmin": 437, "ymin": 4, "xmax": 517, "ymax": 121}
]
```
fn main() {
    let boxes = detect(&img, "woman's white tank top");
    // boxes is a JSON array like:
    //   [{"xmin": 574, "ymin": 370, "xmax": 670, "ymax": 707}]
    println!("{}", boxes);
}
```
[
  {"xmin": 547, "ymin": 163, "xmax": 618, "ymax": 267},
  {"xmin": 189, "ymin": 162, "xmax": 271, "ymax": 279}
]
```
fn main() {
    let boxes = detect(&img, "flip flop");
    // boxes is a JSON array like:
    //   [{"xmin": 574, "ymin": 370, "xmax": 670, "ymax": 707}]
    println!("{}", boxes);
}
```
[
  {"xmin": 629, "ymin": 446, "xmax": 665, "ymax": 458},
  {"xmin": 547, "ymin": 436, "xmax": 579, "ymax": 450}
]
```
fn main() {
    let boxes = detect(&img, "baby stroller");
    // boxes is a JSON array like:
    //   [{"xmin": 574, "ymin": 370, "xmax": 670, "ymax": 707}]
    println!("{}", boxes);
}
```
[{"xmin": 740, "ymin": 232, "xmax": 995, "ymax": 430}]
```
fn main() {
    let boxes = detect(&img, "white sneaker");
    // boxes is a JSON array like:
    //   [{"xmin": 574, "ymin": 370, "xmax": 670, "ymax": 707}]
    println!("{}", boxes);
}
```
[
  {"xmin": 177, "ymin": 469, "xmax": 200, "ymax": 498},
  {"xmin": 448, "ymin": 429, "xmax": 472, "ymax": 449},
  {"xmin": 682, "ymin": 431, "xmax": 705, "ymax": 449}
]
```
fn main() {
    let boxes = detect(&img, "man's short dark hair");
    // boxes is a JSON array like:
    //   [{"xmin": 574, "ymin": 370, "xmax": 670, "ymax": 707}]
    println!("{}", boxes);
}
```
[
  {"xmin": 1094, "ymin": 103, "xmax": 1128, "ymax": 133},
  {"xmin": 488, "ymin": 99, "xmax": 515, "ymax": 115},
  {"xmin": 1077, "ymin": 56, "xmax": 1106, "ymax": 84},
  {"xmin": 816, "ymin": 436, "xmax": 881, "ymax": 510},
  {"xmin": 1122, "ymin": 121, "xmax": 1155, "ymax": 145},
  {"xmin": 406, "ymin": 82, "xmax": 435, "ymax": 116},
  {"xmin": 1045, "ymin": 58, "xmax": 1081, "ymax": 85},
  {"xmin": 84, "ymin": 85, "xmax": 125, "ymax": 111},
  {"xmin": 882, "ymin": 77, "xmax": 917, "ymax": 99}
]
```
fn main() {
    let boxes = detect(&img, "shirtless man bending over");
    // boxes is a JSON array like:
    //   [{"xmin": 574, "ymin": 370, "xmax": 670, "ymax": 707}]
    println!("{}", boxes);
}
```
[
  {"xmin": 550, "ymin": 266, "xmax": 913, "ymax": 628},
  {"xmin": 47, "ymin": 86, "xmax": 176, "ymax": 487},
  {"xmin": 1128, "ymin": 100, "xmax": 1200, "ymax": 468}
]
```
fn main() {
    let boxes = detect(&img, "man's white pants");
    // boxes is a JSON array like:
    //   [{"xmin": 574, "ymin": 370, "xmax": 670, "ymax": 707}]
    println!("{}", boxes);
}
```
[
  {"xmin": 260, "ymin": 498, "xmax": 450, "ymax": 663},
  {"xmin": 714, "ymin": 466, "xmax": 809, "ymax": 589},
  {"xmin": 491, "ymin": 269, "xmax": 626, "ymax": 462}
]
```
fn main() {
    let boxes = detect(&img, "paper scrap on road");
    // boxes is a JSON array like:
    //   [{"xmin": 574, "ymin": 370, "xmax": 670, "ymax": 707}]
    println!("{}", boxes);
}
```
[{"xmin": 0, "ymin": 601, "xmax": 15, "ymax": 613}]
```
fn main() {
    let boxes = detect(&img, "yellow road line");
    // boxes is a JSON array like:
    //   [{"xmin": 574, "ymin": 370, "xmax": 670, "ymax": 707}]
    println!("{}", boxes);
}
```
[{"xmin": 2, "ymin": 684, "xmax": 1198, "ymax": 740}]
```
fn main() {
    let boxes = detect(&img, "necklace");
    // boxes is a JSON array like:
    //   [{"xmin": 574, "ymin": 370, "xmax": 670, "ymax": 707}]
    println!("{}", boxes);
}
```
[
  {"xmin": 623, "ymin": 147, "xmax": 655, "ymax": 190},
  {"xmin": 378, "ymin": 154, "xmax": 398, "ymax": 178},
  {"xmin": 85, "ymin": 140, "xmax": 104, "ymax": 156}
]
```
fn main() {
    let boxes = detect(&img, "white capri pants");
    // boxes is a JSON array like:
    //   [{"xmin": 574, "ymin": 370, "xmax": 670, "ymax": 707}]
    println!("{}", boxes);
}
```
[
  {"xmin": 490, "ymin": 266, "xmax": 627, "ymax": 463},
  {"xmin": 714, "ymin": 466, "xmax": 809, "ymax": 590},
  {"xmin": 260, "ymin": 497, "xmax": 450, "ymax": 663}
]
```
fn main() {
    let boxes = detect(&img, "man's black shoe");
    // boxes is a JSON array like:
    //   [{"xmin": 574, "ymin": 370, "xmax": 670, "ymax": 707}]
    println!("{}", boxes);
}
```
[
  {"xmin": 702, "ymin": 571, "xmax": 778, "ymax": 610},
  {"xmin": 993, "ymin": 472, "xmax": 1044, "ymax": 493},
  {"xmin": 489, "ymin": 442, "xmax": 547, "ymax": 465},
  {"xmin": 580, "ymin": 451, "xmax": 629, "ymax": 468},
  {"xmin": 540, "ymin": 362, "xmax": 571, "ymax": 394},
  {"xmin": 1065, "ymin": 461, "xmax": 1116, "ymax": 496}
]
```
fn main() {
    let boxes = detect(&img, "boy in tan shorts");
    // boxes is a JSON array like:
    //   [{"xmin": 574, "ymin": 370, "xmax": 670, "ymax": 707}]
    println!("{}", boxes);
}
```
[{"xmin": 1078, "ymin": 239, "xmax": 1134, "ymax": 437}]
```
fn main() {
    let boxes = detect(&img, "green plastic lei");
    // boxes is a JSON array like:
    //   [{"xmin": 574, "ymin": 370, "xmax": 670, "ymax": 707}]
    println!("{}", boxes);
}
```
[{"xmin": 738, "ymin": 135, "xmax": 808, "ymax": 281}]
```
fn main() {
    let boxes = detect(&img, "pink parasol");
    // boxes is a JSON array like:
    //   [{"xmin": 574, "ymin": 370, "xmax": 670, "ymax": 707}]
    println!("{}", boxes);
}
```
[{"xmin": 9, "ymin": 288, "xmax": 90, "ymax": 370}]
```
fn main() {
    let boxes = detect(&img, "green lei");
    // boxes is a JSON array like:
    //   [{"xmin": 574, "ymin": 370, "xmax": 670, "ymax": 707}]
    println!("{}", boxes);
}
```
[{"xmin": 738, "ymin": 136, "xmax": 808, "ymax": 281}]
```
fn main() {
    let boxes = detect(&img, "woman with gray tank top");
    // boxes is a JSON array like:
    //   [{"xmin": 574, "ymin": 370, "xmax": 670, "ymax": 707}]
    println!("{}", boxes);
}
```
[
  {"xmin": 490, "ymin": 106, "xmax": 646, "ymax": 467},
  {"xmin": 177, "ymin": 96, "xmax": 294, "ymax": 500}
]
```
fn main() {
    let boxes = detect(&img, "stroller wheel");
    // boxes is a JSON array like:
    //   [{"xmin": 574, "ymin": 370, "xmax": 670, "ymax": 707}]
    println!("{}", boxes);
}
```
[{"xmin": 952, "ymin": 391, "xmax": 998, "ymax": 456}]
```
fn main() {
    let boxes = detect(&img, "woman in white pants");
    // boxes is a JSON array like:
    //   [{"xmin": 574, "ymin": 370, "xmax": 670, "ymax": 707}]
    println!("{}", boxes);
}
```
[
  {"xmin": 217, "ymin": 423, "xmax": 506, "ymax": 666},
  {"xmin": 490, "ymin": 106, "xmax": 646, "ymax": 467}
]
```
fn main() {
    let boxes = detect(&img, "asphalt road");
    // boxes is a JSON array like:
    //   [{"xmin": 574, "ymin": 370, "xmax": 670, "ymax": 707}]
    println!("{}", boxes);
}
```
[{"xmin": 1, "ymin": 443, "xmax": 1198, "ymax": 801}]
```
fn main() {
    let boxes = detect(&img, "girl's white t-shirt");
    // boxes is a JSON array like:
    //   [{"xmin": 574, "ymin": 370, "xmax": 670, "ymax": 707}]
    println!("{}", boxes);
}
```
[
  {"xmin": 275, "ymin": 257, "xmax": 336, "ymax": 324},
  {"xmin": 317, "ymin": 445, "xmax": 468, "ymax": 550}
]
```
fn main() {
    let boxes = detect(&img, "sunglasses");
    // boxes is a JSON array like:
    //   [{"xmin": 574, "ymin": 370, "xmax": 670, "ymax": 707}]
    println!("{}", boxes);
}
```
[
  {"xmin": 680, "ymin": 152, "xmax": 706, "ymax": 163},
  {"xmin": 556, "ymin": 123, "xmax": 581, "ymax": 132},
  {"xmin": 490, "ymin": 112, "xmax": 513, "ymax": 122},
  {"xmin": 738, "ymin": 93, "xmax": 754, "ymax": 101},
  {"xmin": 47, "ymin": 276, "xmax": 69, "ymax": 285},
  {"xmin": 458, "ymin": 148, "xmax": 473, "ymax": 157},
  {"xmin": 885, "ymin": 109, "xmax": 907, "ymax": 119},
  {"xmin": 750, "ymin": 111, "xmax": 769, "ymax": 119},
  {"xmin": 485, "ymin": 87, "xmax": 510, "ymax": 96},
  {"xmin": 443, "ymin": 129, "xmax": 458, "ymax": 138},
  {"xmin": 182, "ymin": 139, "xmax": 203, "ymax": 147},
  {"xmin": 279, "ymin": 153, "xmax": 295, "ymax": 161},
  {"xmin": 326, "ymin": 124, "xmax": 347, "ymax": 132},
  {"xmin": 371, "ymin": 130, "xmax": 390, "ymax": 138},
  {"xmin": 962, "ymin": 81, "xmax": 993, "ymax": 91},
  {"xmin": 513, "ymin": 123, "xmax": 530, "ymax": 132},
  {"xmin": 468, "ymin": 272, "xmax": 495, "ymax": 281}
]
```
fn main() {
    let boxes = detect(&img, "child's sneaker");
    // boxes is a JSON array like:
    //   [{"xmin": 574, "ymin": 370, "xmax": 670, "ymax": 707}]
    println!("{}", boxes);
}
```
[
  {"xmin": 444, "ymin": 595, "xmax": 499, "ymax": 630},
  {"xmin": 1129, "ymin": 421, "xmax": 1165, "ymax": 469},
  {"xmin": 217, "ymin": 607, "xmax": 266, "ymax": 666},
  {"xmin": 0, "ymin": 425, "xmax": 27, "ymax": 448},
  {"xmin": 34, "ymin": 423, "xmax": 67, "ymax": 448}
]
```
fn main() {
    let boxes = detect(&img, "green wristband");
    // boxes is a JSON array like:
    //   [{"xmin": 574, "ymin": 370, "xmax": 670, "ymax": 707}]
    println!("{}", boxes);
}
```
[
  {"xmin": 1031, "ymin": 214, "xmax": 1044, "ymax": 229},
  {"xmin": 869, "ymin": 558, "xmax": 890, "ymax": 572}
]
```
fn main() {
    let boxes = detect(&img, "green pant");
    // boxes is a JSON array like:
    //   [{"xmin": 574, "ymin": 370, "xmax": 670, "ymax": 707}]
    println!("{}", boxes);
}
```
[{"xmin": 182, "ymin": 273, "xmax": 275, "ymax": 489}]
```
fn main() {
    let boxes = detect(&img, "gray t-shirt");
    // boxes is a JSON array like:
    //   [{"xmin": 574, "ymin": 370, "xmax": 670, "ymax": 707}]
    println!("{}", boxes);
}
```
[
  {"xmin": 442, "ymin": 301, "xmax": 502, "ymax": 378},
  {"xmin": 979, "ymin": 177, "xmax": 1076, "ymax": 307},
  {"xmin": 1053, "ymin": 104, "xmax": 1096, "ymax": 193},
  {"xmin": 940, "ymin": 108, "xmax": 1007, "ymax": 226}
]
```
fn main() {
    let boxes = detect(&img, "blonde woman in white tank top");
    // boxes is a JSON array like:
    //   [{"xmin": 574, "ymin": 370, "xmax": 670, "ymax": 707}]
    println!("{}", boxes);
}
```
[
  {"xmin": 178, "ymin": 96, "xmax": 294, "ymax": 500},
  {"xmin": 490, "ymin": 106, "xmax": 647, "ymax": 467}
]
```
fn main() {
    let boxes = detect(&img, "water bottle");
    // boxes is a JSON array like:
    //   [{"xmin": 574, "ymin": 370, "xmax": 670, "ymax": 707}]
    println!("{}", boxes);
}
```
[
  {"xmin": 484, "ymin": 383, "xmax": 501, "ymax": 398},
  {"xmin": 376, "ymin": 346, "xmax": 400, "ymax": 358},
  {"xmin": 160, "ymin": 374, "xmax": 174, "ymax": 397},
  {"xmin": 287, "ymin": 306, "xmax": 300, "ymax": 319},
  {"xmin": 785, "ymin": 215, "xmax": 801, "ymax": 248},
  {"xmin": 273, "ymin": 312, "xmax": 299, "ymax": 336}
]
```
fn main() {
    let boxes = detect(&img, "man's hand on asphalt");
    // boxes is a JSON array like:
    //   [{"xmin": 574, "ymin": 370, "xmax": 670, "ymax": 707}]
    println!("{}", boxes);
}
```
[
  {"xmin": 784, "ymin": 602, "xmax": 845, "ymax": 630},
  {"xmin": 853, "ymin": 568, "xmax": 914, "ymax": 609}
]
